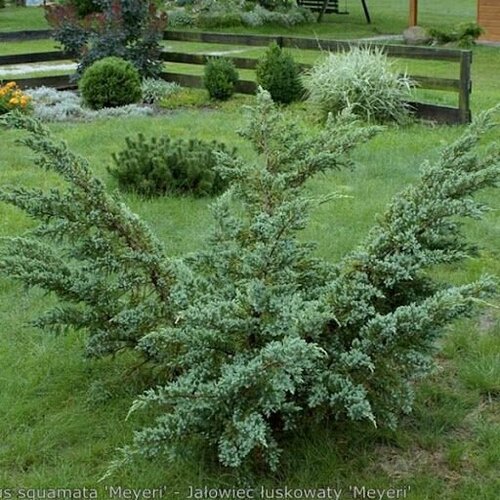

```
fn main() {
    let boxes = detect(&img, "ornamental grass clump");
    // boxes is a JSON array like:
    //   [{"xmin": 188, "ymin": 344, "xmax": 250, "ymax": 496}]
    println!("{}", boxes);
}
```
[
  {"xmin": 0, "ymin": 95, "xmax": 498, "ymax": 473},
  {"xmin": 303, "ymin": 46, "xmax": 414, "ymax": 123},
  {"xmin": 141, "ymin": 79, "xmax": 181, "ymax": 105}
]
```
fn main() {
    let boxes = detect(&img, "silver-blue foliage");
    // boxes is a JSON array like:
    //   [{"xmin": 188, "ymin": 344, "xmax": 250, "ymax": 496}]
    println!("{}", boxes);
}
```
[{"xmin": 0, "ymin": 92, "xmax": 498, "ymax": 472}]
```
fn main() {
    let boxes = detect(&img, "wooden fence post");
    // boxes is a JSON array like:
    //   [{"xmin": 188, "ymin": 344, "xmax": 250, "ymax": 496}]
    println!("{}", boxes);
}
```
[
  {"xmin": 409, "ymin": 0, "xmax": 418, "ymax": 27},
  {"xmin": 458, "ymin": 50, "xmax": 472, "ymax": 123}
]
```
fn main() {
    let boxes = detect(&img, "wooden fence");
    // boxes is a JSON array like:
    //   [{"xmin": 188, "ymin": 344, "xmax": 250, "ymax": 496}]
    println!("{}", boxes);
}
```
[
  {"xmin": 0, "ymin": 30, "xmax": 473, "ymax": 124},
  {"xmin": 162, "ymin": 31, "xmax": 473, "ymax": 124}
]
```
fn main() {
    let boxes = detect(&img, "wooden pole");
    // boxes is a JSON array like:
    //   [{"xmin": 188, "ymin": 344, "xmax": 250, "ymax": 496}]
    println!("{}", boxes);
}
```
[
  {"xmin": 458, "ymin": 51, "xmax": 472, "ymax": 123},
  {"xmin": 409, "ymin": 0, "xmax": 418, "ymax": 26}
]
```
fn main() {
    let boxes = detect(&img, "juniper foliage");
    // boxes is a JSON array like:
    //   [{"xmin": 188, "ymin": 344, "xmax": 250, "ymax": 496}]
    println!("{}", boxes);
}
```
[
  {"xmin": 0, "ymin": 114, "xmax": 176, "ymax": 357},
  {"xmin": 0, "ymin": 94, "xmax": 499, "ymax": 473},
  {"xmin": 126, "ymin": 97, "xmax": 498, "ymax": 470}
]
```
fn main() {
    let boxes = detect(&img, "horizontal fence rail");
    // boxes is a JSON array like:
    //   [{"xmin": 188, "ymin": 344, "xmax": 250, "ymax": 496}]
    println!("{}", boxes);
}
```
[
  {"xmin": 164, "ymin": 31, "xmax": 468, "ymax": 61},
  {"xmin": 0, "ymin": 29, "xmax": 53, "ymax": 42},
  {"xmin": 158, "ymin": 51, "xmax": 463, "ymax": 93},
  {"xmin": 0, "ymin": 29, "xmax": 473, "ymax": 124},
  {"xmin": 0, "ymin": 51, "xmax": 70, "ymax": 65}
]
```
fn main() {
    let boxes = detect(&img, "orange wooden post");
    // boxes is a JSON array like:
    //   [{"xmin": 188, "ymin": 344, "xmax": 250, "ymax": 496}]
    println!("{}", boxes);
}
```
[{"xmin": 409, "ymin": 0, "xmax": 418, "ymax": 26}]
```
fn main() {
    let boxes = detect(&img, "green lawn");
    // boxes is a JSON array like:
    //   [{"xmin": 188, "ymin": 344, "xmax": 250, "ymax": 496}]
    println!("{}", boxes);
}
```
[
  {"xmin": 0, "ymin": 0, "xmax": 478, "ymax": 36},
  {"xmin": 0, "ymin": 4, "xmax": 47, "ymax": 32},
  {"xmin": 0, "ymin": 1, "xmax": 499, "ymax": 498},
  {"xmin": 1, "ymin": 101, "xmax": 499, "ymax": 499}
]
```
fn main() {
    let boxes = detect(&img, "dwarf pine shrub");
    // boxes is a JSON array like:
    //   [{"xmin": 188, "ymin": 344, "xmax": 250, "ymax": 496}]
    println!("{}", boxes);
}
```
[
  {"xmin": 303, "ymin": 46, "xmax": 414, "ymax": 123},
  {"xmin": 109, "ymin": 134, "xmax": 235, "ymax": 197},
  {"xmin": 0, "ymin": 95, "xmax": 498, "ymax": 473}
]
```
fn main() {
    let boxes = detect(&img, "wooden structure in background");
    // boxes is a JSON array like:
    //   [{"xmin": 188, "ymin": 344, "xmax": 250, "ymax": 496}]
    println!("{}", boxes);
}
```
[
  {"xmin": 409, "ymin": 0, "xmax": 418, "ymax": 26},
  {"xmin": 478, "ymin": 0, "xmax": 500, "ymax": 42},
  {"xmin": 297, "ymin": 0, "xmax": 371, "ymax": 24}
]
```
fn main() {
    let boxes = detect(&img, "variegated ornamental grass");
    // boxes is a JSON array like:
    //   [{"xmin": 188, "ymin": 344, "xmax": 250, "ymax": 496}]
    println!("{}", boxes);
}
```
[{"xmin": 303, "ymin": 46, "xmax": 414, "ymax": 124}]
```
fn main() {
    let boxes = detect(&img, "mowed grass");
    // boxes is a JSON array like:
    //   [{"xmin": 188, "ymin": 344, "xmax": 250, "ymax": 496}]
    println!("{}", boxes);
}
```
[
  {"xmin": 0, "ymin": 4, "xmax": 47, "ymax": 32},
  {"xmin": 1, "ymin": 0, "xmax": 499, "ymax": 496},
  {"xmin": 0, "ymin": 0, "xmax": 477, "ymax": 36},
  {"xmin": 0, "ymin": 95, "xmax": 499, "ymax": 497}
]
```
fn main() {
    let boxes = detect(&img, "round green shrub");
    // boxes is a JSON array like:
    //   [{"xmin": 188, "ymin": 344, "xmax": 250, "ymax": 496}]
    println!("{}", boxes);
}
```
[
  {"xmin": 79, "ymin": 57, "xmax": 142, "ymax": 110},
  {"xmin": 204, "ymin": 58, "xmax": 239, "ymax": 101},
  {"xmin": 256, "ymin": 42, "xmax": 303, "ymax": 104}
]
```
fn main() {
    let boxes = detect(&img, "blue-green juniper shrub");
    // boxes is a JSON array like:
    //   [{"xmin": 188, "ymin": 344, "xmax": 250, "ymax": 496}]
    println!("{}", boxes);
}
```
[
  {"xmin": 0, "ymin": 94, "xmax": 498, "ymax": 473},
  {"xmin": 0, "ymin": 114, "xmax": 176, "ymax": 358}
]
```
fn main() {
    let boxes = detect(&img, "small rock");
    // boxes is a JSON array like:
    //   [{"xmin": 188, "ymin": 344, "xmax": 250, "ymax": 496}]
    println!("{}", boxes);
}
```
[{"xmin": 403, "ymin": 26, "xmax": 432, "ymax": 45}]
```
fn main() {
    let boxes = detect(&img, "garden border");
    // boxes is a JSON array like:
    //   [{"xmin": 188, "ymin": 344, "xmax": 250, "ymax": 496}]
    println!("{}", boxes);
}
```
[
  {"xmin": 0, "ymin": 30, "xmax": 472, "ymax": 124},
  {"xmin": 163, "ymin": 31, "xmax": 473, "ymax": 124}
]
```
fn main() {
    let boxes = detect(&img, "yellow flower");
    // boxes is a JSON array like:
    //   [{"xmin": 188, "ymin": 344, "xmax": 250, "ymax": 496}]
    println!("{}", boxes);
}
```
[{"xmin": 6, "ymin": 82, "xmax": 16, "ymax": 89}]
